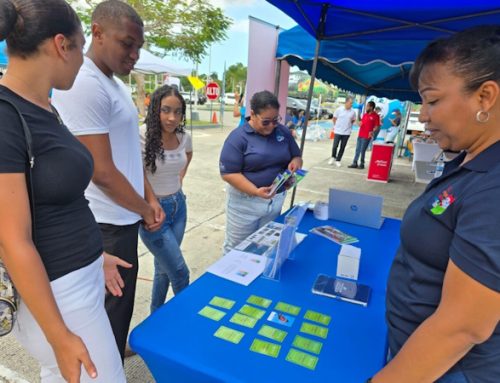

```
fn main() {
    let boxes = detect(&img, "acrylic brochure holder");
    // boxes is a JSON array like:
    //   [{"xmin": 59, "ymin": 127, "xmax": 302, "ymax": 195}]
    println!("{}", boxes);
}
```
[{"xmin": 262, "ymin": 204, "xmax": 307, "ymax": 281}]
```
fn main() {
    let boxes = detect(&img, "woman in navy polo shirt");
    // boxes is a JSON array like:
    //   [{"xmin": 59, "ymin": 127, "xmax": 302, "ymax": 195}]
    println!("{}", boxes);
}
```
[
  {"xmin": 219, "ymin": 90, "xmax": 302, "ymax": 254},
  {"xmin": 370, "ymin": 26, "xmax": 500, "ymax": 383}
]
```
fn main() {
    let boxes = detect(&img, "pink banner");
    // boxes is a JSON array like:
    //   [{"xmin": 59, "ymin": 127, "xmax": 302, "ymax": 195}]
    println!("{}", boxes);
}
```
[{"xmin": 246, "ymin": 17, "xmax": 288, "ymax": 119}]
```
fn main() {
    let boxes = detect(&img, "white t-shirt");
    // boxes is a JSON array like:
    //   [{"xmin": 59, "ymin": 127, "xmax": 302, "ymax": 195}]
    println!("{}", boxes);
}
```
[
  {"xmin": 333, "ymin": 106, "xmax": 357, "ymax": 135},
  {"xmin": 140, "ymin": 127, "xmax": 192, "ymax": 196},
  {"xmin": 52, "ymin": 57, "xmax": 143, "ymax": 225}
]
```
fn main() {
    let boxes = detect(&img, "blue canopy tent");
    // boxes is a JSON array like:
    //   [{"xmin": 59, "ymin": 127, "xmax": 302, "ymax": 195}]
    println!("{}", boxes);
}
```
[
  {"xmin": 266, "ymin": 0, "xmax": 500, "ymax": 203},
  {"xmin": 277, "ymin": 25, "xmax": 429, "ymax": 102},
  {"xmin": 267, "ymin": 0, "xmax": 500, "ymax": 152}
]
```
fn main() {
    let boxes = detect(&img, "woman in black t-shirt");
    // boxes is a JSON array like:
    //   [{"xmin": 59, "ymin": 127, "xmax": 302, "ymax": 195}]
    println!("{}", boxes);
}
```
[{"xmin": 0, "ymin": 1, "xmax": 124, "ymax": 382}]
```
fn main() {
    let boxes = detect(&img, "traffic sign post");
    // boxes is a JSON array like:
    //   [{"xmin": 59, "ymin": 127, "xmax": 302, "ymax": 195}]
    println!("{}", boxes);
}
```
[
  {"xmin": 206, "ymin": 82, "xmax": 220, "ymax": 126},
  {"xmin": 206, "ymin": 82, "xmax": 220, "ymax": 101}
]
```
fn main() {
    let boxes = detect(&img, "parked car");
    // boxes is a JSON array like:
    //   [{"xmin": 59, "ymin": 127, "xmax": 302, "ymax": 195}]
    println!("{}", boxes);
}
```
[
  {"xmin": 286, "ymin": 97, "xmax": 331, "ymax": 119},
  {"xmin": 221, "ymin": 92, "xmax": 237, "ymax": 105},
  {"xmin": 197, "ymin": 93, "xmax": 207, "ymax": 105},
  {"xmin": 180, "ymin": 91, "xmax": 195, "ymax": 104},
  {"xmin": 287, "ymin": 97, "xmax": 317, "ymax": 119}
]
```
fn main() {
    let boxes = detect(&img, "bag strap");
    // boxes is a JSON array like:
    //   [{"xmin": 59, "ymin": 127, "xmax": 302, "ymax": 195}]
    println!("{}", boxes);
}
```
[{"xmin": 0, "ymin": 97, "xmax": 36, "ymax": 240}]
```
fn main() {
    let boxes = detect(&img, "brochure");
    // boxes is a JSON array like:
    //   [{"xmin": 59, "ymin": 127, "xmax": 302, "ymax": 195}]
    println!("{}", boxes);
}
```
[
  {"xmin": 312, "ymin": 274, "xmax": 371, "ymax": 307},
  {"xmin": 269, "ymin": 169, "xmax": 308, "ymax": 195},
  {"xmin": 310, "ymin": 225, "xmax": 359, "ymax": 245},
  {"xmin": 206, "ymin": 250, "xmax": 266, "ymax": 286},
  {"xmin": 235, "ymin": 221, "xmax": 307, "ymax": 259}
]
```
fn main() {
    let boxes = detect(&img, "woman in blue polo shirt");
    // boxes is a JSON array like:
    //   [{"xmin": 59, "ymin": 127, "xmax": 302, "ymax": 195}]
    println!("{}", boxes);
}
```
[
  {"xmin": 219, "ymin": 90, "xmax": 302, "ymax": 254},
  {"xmin": 370, "ymin": 26, "xmax": 500, "ymax": 383}
]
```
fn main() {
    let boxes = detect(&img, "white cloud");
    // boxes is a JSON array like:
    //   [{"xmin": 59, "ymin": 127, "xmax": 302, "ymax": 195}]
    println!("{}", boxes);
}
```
[
  {"xmin": 208, "ymin": 0, "xmax": 257, "ymax": 9},
  {"xmin": 230, "ymin": 18, "xmax": 250, "ymax": 33}
]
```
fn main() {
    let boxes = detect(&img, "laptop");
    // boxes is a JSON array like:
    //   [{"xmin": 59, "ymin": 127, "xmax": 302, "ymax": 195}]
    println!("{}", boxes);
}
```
[{"xmin": 328, "ymin": 188, "xmax": 385, "ymax": 229}]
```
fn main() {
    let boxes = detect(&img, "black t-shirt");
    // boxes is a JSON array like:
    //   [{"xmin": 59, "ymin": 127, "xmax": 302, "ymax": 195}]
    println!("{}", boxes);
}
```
[
  {"xmin": 0, "ymin": 86, "xmax": 102, "ymax": 281},
  {"xmin": 386, "ymin": 142, "xmax": 500, "ymax": 382}
]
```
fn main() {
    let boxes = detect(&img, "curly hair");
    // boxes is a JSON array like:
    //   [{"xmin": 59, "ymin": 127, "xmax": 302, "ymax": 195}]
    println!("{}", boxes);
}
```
[{"xmin": 144, "ymin": 85, "xmax": 186, "ymax": 174}]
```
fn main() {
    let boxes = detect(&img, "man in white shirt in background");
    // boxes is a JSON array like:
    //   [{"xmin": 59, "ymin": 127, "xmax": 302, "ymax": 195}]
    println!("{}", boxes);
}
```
[
  {"xmin": 52, "ymin": 0, "xmax": 165, "ymax": 361},
  {"xmin": 328, "ymin": 97, "xmax": 357, "ymax": 167}
]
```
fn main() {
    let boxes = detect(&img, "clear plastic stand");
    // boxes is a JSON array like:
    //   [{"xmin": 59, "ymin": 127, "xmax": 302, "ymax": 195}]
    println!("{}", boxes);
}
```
[{"xmin": 262, "ymin": 204, "xmax": 307, "ymax": 281}]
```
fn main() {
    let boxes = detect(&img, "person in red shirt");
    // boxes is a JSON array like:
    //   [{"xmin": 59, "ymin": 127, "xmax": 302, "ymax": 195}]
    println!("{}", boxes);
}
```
[{"xmin": 348, "ymin": 101, "xmax": 381, "ymax": 169}]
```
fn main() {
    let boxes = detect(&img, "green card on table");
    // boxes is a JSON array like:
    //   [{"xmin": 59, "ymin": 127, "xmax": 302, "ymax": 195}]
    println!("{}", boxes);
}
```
[
  {"xmin": 230, "ymin": 312, "xmax": 257, "ymax": 328},
  {"xmin": 304, "ymin": 310, "xmax": 331, "ymax": 326},
  {"xmin": 239, "ymin": 304, "xmax": 266, "ymax": 320},
  {"xmin": 198, "ymin": 306, "xmax": 226, "ymax": 321},
  {"xmin": 275, "ymin": 301, "xmax": 301, "ymax": 316},
  {"xmin": 250, "ymin": 339, "xmax": 281, "ymax": 358},
  {"xmin": 214, "ymin": 326, "xmax": 244, "ymax": 344},
  {"xmin": 209, "ymin": 296, "xmax": 236, "ymax": 310},
  {"xmin": 258, "ymin": 325, "xmax": 287, "ymax": 342},
  {"xmin": 286, "ymin": 348, "xmax": 319, "ymax": 370},
  {"xmin": 247, "ymin": 295, "xmax": 272, "ymax": 308},
  {"xmin": 292, "ymin": 335, "xmax": 323, "ymax": 354},
  {"xmin": 300, "ymin": 322, "xmax": 329, "ymax": 339}
]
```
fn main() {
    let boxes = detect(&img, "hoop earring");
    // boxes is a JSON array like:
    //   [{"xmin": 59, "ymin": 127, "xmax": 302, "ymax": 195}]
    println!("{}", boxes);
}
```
[{"xmin": 476, "ymin": 110, "xmax": 490, "ymax": 123}]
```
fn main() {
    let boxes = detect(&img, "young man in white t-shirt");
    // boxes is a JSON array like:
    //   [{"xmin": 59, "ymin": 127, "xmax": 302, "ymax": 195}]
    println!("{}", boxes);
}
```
[
  {"xmin": 52, "ymin": 0, "xmax": 165, "ymax": 361},
  {"xmin": 328, "ymin": 97, "xmax": 357, "ymax": 167}
]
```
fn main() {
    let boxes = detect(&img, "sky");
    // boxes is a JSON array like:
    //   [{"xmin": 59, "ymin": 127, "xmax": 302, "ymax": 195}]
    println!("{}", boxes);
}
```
[{"xmin": 166, "ymin": 0, "xmax": 296, "ymax": 77}]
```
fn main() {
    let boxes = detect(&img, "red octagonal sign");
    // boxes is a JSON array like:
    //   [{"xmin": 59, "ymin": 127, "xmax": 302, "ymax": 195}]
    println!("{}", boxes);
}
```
[{"xmin": 206, "ymin": 82, "xmax": 220, "ymax": 101}]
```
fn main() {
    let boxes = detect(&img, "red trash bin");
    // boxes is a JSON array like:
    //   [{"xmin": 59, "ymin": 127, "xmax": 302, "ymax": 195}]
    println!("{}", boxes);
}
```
[{"xmin": 367, "ymin": 142, "xmax": 394, "ymax": 183}]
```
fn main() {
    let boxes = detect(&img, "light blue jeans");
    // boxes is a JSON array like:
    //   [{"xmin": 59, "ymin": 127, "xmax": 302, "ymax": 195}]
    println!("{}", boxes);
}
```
[
  {"xmin": 139, "ymin": 190, "xmax": 189, "ymax": 313},
  {"xmin": 223, "ymin": 184, "xmax": 286, "ymax": 254}
]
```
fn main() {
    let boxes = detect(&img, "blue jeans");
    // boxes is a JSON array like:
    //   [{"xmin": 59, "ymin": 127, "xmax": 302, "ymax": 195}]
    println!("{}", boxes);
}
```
[
  {"xmin": 139, "ymin": 190, "xmax": 189, "ymax": 313},
  {"xmin": 223, "ymin": 185, "xmax": 286, "ymax": 254},
  {"xmin": 352, "ymin": 137, "xmax": 371, "ymax": 165}
]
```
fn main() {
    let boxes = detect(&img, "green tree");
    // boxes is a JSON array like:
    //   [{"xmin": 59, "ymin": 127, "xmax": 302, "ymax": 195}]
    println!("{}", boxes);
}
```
[
  {"xmin": 70, "ymin": 0, "xmax": 231, "ymax": 114},
  {"xmin": 224, "ymin": 63, "xmax": 247, "ymax": 93}
]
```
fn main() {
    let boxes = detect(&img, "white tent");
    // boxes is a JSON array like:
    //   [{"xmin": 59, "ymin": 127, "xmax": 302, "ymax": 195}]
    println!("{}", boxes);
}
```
[
  {"xmin": 135, "ymin": 49, "xmax": 191, "ymax": 76},
  {"xmin": 82, "ymin": 39, "xmax": 191, "ymax": 76}
]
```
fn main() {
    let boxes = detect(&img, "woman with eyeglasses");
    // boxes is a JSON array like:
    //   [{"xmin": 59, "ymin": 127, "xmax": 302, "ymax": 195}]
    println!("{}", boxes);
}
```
[
  {"xmin": 140, "ymin": 85, "xmax": 192, "ymax": 313},
  {"xmin": 219, "ymin": 90, "xmax": 302, "ymax": 254}
]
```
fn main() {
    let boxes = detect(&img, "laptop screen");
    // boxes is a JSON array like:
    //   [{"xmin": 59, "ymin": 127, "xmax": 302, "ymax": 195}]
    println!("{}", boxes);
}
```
[{"xmin": 328, "ymin": 188, "xmax": 384, "ymax": 229}]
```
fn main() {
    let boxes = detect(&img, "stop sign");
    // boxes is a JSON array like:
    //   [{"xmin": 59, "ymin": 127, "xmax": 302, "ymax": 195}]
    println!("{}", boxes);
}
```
[{"xmin": 206, "ymin": 82, "xmax": 220, "ymax": 101}]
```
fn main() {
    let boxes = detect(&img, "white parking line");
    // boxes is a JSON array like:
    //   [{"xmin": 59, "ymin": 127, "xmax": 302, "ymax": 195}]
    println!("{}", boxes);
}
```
[{"xmin": 0, "ymin": 365, "xmax": 30, "ymax": 383}]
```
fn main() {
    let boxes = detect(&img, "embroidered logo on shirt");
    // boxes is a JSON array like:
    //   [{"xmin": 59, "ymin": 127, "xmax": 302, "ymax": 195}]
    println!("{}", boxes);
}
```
[
  {"xmin": 276, "ymin": 134, "xmax": 285, "ymax": 142},
  {"xmin": 430, "ymin": 186, "xmax": 456, "ymax": 215}
]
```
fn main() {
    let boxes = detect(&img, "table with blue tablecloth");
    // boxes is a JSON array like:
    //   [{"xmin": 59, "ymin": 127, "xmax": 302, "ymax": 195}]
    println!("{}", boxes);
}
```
[{"xmin": 130, "ymin": 211, "xmax": 401, "ymax": 383}]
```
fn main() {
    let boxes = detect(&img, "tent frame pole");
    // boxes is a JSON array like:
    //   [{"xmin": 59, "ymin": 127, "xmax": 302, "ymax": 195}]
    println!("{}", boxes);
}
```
[{"xmin": 290, "ymin": 4, "xmax": 328, "ymax": 208}]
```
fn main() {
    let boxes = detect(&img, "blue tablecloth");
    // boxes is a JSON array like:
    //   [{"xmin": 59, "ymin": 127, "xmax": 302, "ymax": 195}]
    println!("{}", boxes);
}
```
[{"xmin": 130, "ymin": 211, "xmax": 401, "ymax": 382}]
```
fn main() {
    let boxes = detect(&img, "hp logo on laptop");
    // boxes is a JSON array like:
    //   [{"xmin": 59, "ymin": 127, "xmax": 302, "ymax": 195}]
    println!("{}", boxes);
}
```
[{"xmin": 350, "ymin": 204, "xmax": 358, "ymax": 212}]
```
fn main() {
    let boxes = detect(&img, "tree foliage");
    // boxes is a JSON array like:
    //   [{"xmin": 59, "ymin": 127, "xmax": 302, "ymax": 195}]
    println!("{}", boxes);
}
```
[
  {"xmin": 71, "ymin": 0, "xmax": 232, "ymax": 64},
  {"xmin": 224, "ymin": 62, "xmax": 247, "ymax": 93}
]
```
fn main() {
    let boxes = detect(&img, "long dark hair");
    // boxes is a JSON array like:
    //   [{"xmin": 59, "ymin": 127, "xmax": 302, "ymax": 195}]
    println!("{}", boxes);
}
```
[
  {"xmin": 144, "ymin": 85, "xmax": 186, "ymax": 174},
  {"xmin": 0, "ymin": 0, "xmax": 81, "ymax": 58}
]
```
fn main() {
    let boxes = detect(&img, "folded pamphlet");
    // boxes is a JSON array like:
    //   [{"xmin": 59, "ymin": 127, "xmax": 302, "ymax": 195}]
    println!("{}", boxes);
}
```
[
  {"xmin": 310, "ymin": 225, "xmax": 358, "ymax": 245},
  {"xmin": 269, "ymin": 169, "xmax": 308, "ymax": 195}
]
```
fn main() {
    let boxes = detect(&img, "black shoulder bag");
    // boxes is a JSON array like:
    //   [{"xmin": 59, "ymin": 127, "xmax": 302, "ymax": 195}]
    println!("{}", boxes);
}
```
[{"xmin": 0, "ymin": 96, "xmax": 35, "ymax": 336}]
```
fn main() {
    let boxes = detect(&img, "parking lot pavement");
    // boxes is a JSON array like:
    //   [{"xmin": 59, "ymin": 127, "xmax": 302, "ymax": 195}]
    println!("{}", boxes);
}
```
[{"xmin": 0, "ymin": 117, "xmax": 424, "ymax": 382}]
